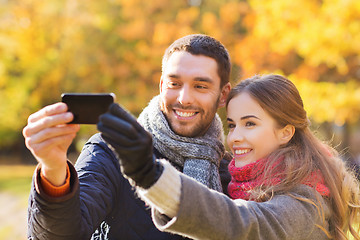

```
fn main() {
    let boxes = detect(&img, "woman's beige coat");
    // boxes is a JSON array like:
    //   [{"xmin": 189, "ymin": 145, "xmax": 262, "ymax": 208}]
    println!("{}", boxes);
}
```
[{"xmin": 151, "ymin": 172, "xmax": 331, "ymax": 240}]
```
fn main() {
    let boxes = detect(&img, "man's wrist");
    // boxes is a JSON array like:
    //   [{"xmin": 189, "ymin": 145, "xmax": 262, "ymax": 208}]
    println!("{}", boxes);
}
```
[
  {"xmin": 137, "ymin": 160, "xmax": 181, "ymax": 218},
  {"xmin": 40, "ymin": 164, "xmax": 71, "ymax": 197},
  {"xmin": 126, "ymin": 155, "xmax": 164, "ymax": 189},
  {"xmin": 40, "ymin": 163, "xmax": 68, "ymax": 187}
]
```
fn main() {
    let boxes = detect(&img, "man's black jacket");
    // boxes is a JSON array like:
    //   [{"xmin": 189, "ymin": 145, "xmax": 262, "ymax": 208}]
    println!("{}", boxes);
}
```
[{"xmin": 27, "ymin": 133, "xmax": 231, "ymax": 239}]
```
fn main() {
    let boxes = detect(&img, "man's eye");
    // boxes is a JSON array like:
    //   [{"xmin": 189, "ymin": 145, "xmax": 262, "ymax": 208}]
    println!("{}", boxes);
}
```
[
  {"xmin": 195, "ymin": 85, "xmax": 207, "ymax": 89},
  {"xmin": 167, "ymin": 82, "xmax": 180, "ymax": 88}
]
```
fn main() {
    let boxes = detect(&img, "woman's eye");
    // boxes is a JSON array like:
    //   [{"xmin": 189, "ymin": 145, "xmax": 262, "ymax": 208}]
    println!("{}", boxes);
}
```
[
  {"xmin": 227, "ymin": 123, "xmax": 235, "ymax": 129},
  {"xmin": 245, "ymin": 121, "xmax": 256, "ymax": 127}
]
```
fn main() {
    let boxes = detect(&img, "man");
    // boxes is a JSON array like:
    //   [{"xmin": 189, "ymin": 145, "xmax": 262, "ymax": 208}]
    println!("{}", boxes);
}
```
[{"xmin": 23, "ymin": 34, "xmax": 231, "ymax": 239}]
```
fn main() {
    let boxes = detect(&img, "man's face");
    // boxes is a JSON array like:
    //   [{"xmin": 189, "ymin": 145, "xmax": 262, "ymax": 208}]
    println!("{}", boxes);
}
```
[{"xmin": 160, "ymin": 51, "xmax": 229, "ymax": 137}]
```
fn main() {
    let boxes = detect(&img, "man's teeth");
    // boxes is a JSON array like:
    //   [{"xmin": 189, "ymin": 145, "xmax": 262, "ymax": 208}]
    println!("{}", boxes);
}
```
[
  {"xmin": 235, "ymin": 149, "xmax": 250, "ymax": 155},
  {"xmin": 176, "ymin": 111, "xmax": 195, "ymax": 117}
]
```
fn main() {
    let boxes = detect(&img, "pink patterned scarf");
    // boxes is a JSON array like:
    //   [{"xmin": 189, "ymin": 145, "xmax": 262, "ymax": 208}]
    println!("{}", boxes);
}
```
[{"xmin": 227, "ymin": 158, "xmax": 330, "ymax": 200}]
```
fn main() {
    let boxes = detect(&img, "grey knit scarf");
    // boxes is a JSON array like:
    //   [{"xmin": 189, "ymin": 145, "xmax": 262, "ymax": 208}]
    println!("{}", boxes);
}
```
[{"xmin": 137, "ymin": 95, "xmax": 225, "ymax": 192}]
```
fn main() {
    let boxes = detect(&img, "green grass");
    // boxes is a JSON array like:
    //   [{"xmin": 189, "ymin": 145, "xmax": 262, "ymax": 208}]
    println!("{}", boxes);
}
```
[
  {"xmin": 0, "ymin": 177, "xmax": 32, "ymax": 195},
  {"xmin": 0, "ymin": 165, "xmax": 35, "ymax": 240},
  {"xmin": 0, "ymin": 165, "xmax": 35, "ymax": 195}
]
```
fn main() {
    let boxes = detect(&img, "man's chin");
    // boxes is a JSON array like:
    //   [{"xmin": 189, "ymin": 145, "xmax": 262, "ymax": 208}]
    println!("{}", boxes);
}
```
[
  {"xmin": 174, "ymin": 130, "xmax": 195, "ymax": 138},
  {"xmin": 171, "ymin": 124, "xmax": 204, "ymax": 138}
]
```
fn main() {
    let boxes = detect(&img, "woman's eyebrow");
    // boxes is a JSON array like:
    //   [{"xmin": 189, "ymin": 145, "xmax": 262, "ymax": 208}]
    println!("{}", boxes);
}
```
[
  {"xmin": 227, "ymin": 115, "xmax": 260, "ymax": 122},
  {"xmin": 240, "ymin": 115, "xmax": 260, "ymax": 120}
]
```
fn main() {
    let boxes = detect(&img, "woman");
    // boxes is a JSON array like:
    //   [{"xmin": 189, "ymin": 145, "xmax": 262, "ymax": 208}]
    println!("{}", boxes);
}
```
[{"xmin": 223, "ymin": 75, "xmax": 359, "ymax": 239}]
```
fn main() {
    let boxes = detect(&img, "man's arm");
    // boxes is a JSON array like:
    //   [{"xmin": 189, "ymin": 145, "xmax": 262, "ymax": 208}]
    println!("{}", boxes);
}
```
[
  {"xmin": 24, "ymin": 104, "xmax": 120, "ymax": 239},
  {"xmin": 28, "ymin": 161, "xmax": 81, "ymax": 239},
  {"xmin": 28, "ymin": 134, "xmax": 123, "ymax": 240}
]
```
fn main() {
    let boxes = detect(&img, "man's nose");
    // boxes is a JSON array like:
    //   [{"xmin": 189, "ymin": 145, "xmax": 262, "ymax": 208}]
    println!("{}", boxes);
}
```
[{"xmin": 177, "ymin": 86, "xmax": 193, "ymax": 106}]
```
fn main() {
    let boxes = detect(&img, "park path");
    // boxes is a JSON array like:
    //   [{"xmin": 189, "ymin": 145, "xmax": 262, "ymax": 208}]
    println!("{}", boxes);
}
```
[{"xmin": 0, "ymin": 192, "xmax": 27, "ymax": 240}]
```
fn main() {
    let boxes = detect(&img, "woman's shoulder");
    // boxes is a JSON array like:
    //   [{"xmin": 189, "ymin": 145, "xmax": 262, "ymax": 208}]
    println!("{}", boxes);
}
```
[{"xmin": 267, "ymin": 184, "xmax": 331, "ymax": 223}]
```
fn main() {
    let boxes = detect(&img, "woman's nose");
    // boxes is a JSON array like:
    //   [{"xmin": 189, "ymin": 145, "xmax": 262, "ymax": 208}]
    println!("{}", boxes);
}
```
[{"xmin": 227, "ymin": 127, "xmax": 245, "ymax": 143}]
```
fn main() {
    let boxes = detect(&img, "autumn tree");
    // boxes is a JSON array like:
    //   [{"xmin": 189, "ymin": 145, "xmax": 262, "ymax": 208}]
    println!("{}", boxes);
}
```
[{"xmin": 0, "ymin": 0, "xmax": 359, "ymax": 159}]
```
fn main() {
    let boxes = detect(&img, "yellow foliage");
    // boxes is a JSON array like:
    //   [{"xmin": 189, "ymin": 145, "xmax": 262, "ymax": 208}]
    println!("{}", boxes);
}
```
[
  {"xmin": 248, "ymin": 0, "xmax": 360, "ymax": 71},
  {"xmin": 220, "ymin": 2, "xmax": 241, "ymax": 29},
  {"xmin": 153, "ymin": 23, "xmax": 177, "ymax": 45},
  {"xmin": 118, "ymin": 0, "xmax": 143, "ymax": 19},
  {"xmin": 290, "ymin": 75, "xmax": 360, "ymax": 125},
  {"xmin": 176, "ymin": 7, "xmax": 200, "ymax": 25},
  {"xmin": 0, "ymin": 63, "xmax": 5, "ymax": 88},
  {"xmin": 201, "ymin": 12, "xmax": 219, "ymax": 35},
  {"xmin": 118, "ymin": 19, "xmax": 149, "ymax": 40},
  {"xmin": 1, "ymin": 0, "xmax": 360, "ymax": 149}
]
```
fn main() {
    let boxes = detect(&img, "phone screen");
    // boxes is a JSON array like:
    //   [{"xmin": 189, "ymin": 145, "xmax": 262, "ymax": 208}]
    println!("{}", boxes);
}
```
[{"xmin": 61, "ymin": 93, "xmax": 115, "ymax": 124}]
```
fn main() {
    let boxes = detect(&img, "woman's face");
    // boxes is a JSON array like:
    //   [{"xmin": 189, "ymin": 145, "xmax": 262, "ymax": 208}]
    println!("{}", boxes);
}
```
[{"xmin": 226, "ymin": 92, "xmax": 286, "ymax": 168}]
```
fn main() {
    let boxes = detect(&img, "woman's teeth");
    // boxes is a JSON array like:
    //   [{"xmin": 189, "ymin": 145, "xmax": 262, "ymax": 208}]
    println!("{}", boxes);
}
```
[{"xmin": 235, "ymin": 149, "xmax": 250, "ymax": 155}]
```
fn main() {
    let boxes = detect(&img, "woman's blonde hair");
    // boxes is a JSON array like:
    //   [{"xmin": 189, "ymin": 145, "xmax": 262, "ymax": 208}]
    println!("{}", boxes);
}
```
[{"xmin": 226, "ymin": 74, "xmax": 360, "ymax": 239}]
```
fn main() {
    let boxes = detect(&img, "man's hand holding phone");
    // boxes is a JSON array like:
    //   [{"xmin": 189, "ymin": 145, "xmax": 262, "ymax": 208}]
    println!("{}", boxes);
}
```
[
  {"xmin": 23, "ymin": 102, "xmax": 80, "ymax": 186},
  {"xmin": 23, "ymin": 93, "xmax": 115, "ymax": 186}
]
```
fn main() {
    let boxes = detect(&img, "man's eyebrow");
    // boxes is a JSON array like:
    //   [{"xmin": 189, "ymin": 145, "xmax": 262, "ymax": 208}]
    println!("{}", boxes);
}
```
[
  {"xmin": 194, "ymin": 77, "xmax": 214, "ymax": 84},
  {"xmin": 167, "ymin": 74, "xmax": 179, "ymax": 79},
  {"xmin": 165, "ymin": 74, "xmax": 215, "ymax": 84}
]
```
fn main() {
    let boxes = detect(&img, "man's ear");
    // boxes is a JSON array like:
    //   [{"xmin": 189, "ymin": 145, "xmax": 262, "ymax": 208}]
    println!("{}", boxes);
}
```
[
  {"xmin": 279, "ymin": 124, "xmax": 295, "ymax": 145},
  {"xmin": 218, "ymin": 82, "xmax": 231, "ymax": 108},
  {"xmin": 159, "ymin": 77, "xmax": 164, "ymax": 94}
]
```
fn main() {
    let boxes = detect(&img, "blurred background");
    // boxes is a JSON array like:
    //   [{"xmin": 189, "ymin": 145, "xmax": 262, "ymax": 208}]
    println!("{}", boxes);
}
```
[{"xmin": 0, "ymin": 0, "xmax": 359, "ymax": 239}]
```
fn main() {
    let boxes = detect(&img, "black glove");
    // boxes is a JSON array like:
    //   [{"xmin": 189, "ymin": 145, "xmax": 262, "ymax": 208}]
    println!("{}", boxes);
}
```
[{"xmin": 97, "ymin": 103, "xmax": 163, "ymax": 189}]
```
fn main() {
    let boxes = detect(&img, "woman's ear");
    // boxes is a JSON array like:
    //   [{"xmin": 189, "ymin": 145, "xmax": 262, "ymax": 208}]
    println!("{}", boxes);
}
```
[{"xmin": 279, "ymin": 124, "xmax": 295, "ymax": 145}]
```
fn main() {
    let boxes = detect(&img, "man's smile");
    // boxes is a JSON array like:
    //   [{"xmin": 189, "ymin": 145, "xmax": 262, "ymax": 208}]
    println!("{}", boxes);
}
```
[{"xmin": 174, "ymin": 109, "xmax": 198, "ymax": 119}]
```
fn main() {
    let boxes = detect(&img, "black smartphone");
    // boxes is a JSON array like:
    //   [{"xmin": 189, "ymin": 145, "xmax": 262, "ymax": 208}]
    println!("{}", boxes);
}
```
[{"xmin": 61, "ymin": 93, "xmax": 115, "ymax": 124}]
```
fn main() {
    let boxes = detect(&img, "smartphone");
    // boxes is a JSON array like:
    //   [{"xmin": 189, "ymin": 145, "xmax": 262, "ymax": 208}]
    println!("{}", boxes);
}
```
[{"xmin": 61, "ymin": 93, "xmax": 115, "ymax": 124}]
